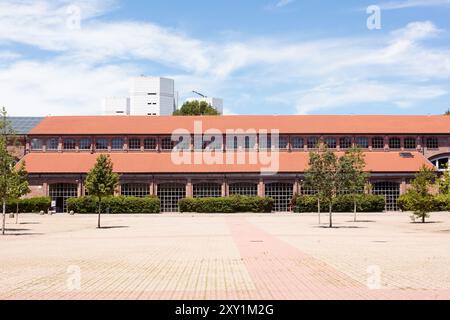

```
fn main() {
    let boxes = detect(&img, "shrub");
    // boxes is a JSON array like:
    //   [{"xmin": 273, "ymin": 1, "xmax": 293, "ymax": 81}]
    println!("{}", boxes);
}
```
[
  {"xmin": 6, "ymin": 197, "xmax": 51, "ymax": 213},
  {"xmin": 179, "ymin": 196, "xmax": 274, "ymax": 213},
  {"xmin": 67, "ymin": 196, "xmax": 160, "ymax": 214},
  {"xmin": 399, "ymin": 193, "xmax": 450, "ymax": 212},
  {"xmin": 294, "ymin": 194, "xmax": 385, "ymax": 213}
]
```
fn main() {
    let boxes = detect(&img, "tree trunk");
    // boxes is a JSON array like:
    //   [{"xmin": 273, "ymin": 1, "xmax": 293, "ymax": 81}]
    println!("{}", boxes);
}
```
[
  {"xmin": 422, "ymin": 215, "xmax": 425, "ymax": 224},
  {"xmin": 353, "ymin": 199, "xmax": 357, "ymax": 223},
  {"xmin": 2, "ymin": 199, "xmax": 6, "ymax": 236},
  {"xmin": 317, "ymin": 198, "xmax": 321, "ymax": 224},
  {"xmin": 16, "ymin": 202, "xmax": 19, "ymax": 224},
  {"xmin": 329, "ymin": 203, "xmax": 333, "ymax": 228},
  {"xmin": 97, "ymin": 198, "xmax": 102, "ymax": 229}
]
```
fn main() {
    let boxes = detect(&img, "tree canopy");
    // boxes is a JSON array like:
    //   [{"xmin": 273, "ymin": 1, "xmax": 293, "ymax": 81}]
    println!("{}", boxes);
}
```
[
  {"xmin": 173, "ymin": 101, "xmax": 220, "ymax": 116},
  {"xmin": 406, "ymin": 165, "xmax": 436, "ymax": 223},
  {"xmin": 0, "ymin": 107, "xmax": 25, "ymax": 235},
  {"xmin": 85, "ymin": 154, "xmax": 120, "ymax": 229}
]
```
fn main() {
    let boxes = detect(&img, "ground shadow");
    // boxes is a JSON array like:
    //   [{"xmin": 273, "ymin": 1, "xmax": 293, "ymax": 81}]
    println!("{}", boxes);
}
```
[
  {"xmin": 4, "ymin": 228, "xmax": 31, "ymax": 232},
  {"xmin": 98, "ymin": 226, "xmax": 129, "ymax": 230},
  {"xmin": 315, "ymin": 226, "xmax": 366, "ymax": 229},
  {"xmin": 410, "ymin": 221, "xmax": 443, "ymax": 224},
  {"xmin": 4, "ymin": 233, "xmax": 45, "ymax": 236},
  {"xmin": 19, "ymin": 222, "xmax": 41, "ymax": 225}
]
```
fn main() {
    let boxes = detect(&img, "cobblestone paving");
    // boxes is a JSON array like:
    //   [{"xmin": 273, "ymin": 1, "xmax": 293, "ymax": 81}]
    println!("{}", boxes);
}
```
[{"xmin": 0, "ymin": 213, "xmax": 449, "ymax": 300}]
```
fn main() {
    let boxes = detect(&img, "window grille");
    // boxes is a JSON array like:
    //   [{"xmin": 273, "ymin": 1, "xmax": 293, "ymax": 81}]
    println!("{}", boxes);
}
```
[
  {"xmin": 121, "ymin": 184, "xmax": 150, "ymax": 197},
  {"xmin": 193, "ymin": 183, "xmax": 222, "ymax": 198},
  {"xmin": 158, "ymin": 184, "xmax": 186, "ymax": 212},
  {"xmin": 229, "ymin": 183, "xmax": 258, "ymax": 196},
  {"xmin": 265, "ymin": 183, "xmax": 294, "ymax": 212}
]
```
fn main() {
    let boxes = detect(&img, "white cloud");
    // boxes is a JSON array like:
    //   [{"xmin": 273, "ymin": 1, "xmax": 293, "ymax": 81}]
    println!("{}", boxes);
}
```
[
  {"xmin": 0, "ymin": 1, "xmax": 449, "ymax": 116},
  {"xmin": 378, "ymin": 0, "xmax": 450, "ymax": 10},
  {"xmin": 292, "ymin": 80, "xmax": 447, "ymax": 114},
  {"xmin": 275, "ymin": 0, "xmax": 295, "ymax": 8}
]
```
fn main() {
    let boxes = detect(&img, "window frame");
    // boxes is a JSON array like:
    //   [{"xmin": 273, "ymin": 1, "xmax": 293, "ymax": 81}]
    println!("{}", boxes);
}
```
[
  {"xmin": 372, "ymin": 137, "xmax": 385, "ymax": 149},
  {"xmin": 389, "ymin": 137, "xmax": 401, "ymax": 150},
  {"xmin": 355, "ymin": 137, "xmax": 369, "ymax": 149},
  {"xmin": 128, "ymin": 138, "xmax": 141, "ymax": 151},
  {"xmin": 63, "ymin": 138, "xmax": 76, "ymax": 150},
  {"xmin": 325, "ymin": 137, "xmax": 337, "ymax": 149},
  {"xmin": 426, "ymin": 137, "xmax": 439, "ymax": 149},
  {"xmin": 339, "ymin": 137, "xmax": 352, "ymax": 149},
  {"xmin": 404, "ymin": 137, "xmax": 417, "ymax": 150},
  {"xmin": 95, "ymin": 138, "xmax": 109, "ymax": 151}
]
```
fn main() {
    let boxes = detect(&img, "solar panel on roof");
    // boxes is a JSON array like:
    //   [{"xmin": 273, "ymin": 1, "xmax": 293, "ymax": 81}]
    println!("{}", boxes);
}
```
[{"xmin": 8, "ymin": 117, "xmax": 44, "ymax": 135}]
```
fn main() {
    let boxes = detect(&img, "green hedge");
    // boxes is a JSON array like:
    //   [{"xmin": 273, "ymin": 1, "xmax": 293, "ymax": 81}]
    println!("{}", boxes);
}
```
[
  {"xmin": 179, "ymin": 196, "xmax": 274, "ymax": 213},
  {"xmin": 67, "ymin": 196, "xmax": 160, "ymax": 214},
  {"xmin": 294, "ymin": 194, "xmax": 386, "ymax": 213},
  {"xmin": 6, "ymin": 197, "xmax": 51, "ymax": 213},
  {"xmin": 398, "ymin": 193, "xmax": 450, "ymax": 212}
]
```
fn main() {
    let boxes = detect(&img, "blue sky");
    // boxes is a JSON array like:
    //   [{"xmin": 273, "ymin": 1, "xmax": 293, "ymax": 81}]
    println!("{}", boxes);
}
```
[{"xmin": 1, "ymin": 0, "xmax": 450, "ymax": 116}]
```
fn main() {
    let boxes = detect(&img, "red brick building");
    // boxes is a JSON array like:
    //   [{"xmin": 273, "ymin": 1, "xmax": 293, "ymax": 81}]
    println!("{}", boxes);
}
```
[{"xmin": 18, "ymin": 115, "xmax": 450, "ymax": 212}]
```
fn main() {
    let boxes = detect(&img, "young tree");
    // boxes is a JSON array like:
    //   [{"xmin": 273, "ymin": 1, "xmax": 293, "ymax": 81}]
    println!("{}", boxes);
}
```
[
  {"xmin": 10, "ymin": 161, "xmax": 30, "ymax": 224},
  {"xmin": 173, "ymin": 101, "xmax": 220, "ymax": 116},
  {"xmin": 0, "ymin": 107, "xmax": 18, "ymax": 235},
  {"xmin": 338, "ymin": 147, "xmax": 368, "ymax": 222},
  {"xmin": 304, "ymin": 145, "xmax": 340, "ymax": 228},
  {"xmin": 445, "ymin": 109, "xmax": 450, "ymax": 115},
  {"xmin": 438, "ymin": 164, "xmax": 450, "ymax": 195},
  {"xmin": 85, "ymin": 154, "xmax": 119, "ymax": 229},
  {"xmin": 407, "ymin": 165, "xmax": 436, "ymax": 223}
]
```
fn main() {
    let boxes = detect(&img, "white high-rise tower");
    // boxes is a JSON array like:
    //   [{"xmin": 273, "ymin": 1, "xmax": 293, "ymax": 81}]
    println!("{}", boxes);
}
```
[{"xmin": 129, "ymin": 76, "xmax": 176, "ymax": 116}]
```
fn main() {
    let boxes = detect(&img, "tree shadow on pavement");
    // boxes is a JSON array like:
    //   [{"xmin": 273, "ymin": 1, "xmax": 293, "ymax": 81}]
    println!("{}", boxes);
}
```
[{"xmin": 98, "ymin": 226, "xmax": 129, "ymax": 230}]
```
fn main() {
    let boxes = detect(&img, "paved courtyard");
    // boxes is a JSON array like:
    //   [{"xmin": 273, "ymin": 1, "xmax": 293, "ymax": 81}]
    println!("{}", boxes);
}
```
[{"xmin": 0, "ymin": 212, "xmax": 450, "ymax": 300}]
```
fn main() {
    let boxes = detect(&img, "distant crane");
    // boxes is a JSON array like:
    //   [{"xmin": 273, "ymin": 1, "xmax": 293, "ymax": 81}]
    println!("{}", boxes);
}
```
[{"xmin": 192, "ymin": 90, "xmax": 207, "ymax": 98}]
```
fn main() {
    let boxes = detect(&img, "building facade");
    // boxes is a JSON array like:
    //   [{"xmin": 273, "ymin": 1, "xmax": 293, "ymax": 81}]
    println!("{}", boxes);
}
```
[
  {"xmin": 129, "ymin": 76, "xmax": 177, "ymax": 116},
  {"xmin": 102, "ymin": 97, "xmax": 130, "ymax": 116},
  {"xmin": 18, "ymin": 115, "xmax": 450, "ymax": 213}
]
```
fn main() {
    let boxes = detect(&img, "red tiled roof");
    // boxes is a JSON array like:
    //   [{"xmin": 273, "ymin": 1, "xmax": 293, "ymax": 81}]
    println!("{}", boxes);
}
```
[
  {"xmin": 29, "ymin": 115, "xmax": 450, "ymax": 135},
  {"xmin": 18, "ymin": 151, "xmax": 434, "ymax": 174}
]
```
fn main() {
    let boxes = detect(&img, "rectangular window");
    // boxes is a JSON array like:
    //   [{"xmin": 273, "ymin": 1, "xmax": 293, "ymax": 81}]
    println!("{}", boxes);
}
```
[
  {"xmin": 161, "ymin": 137, "xmax": 174, "ymax": 150},
  {"xmin": 426, "ymin": 137, "xmax": 439, "ymax": 149},
  {"xmin": 307, "ymin": 137, "xmax": 319, "ymax": 149},
  {"xmin": 325, "ymin": 137, "xmax": 337, "ymax": 149},
  {"xmin": 31, "ymin": 139, "xmax": 43, "ymax": 150},
  {"xmin": 47, "ymin": 138, "xmax": 59, "ymax": 150},
  {"xmin": 291, "ymin": 137, "xmax": 304, "ymax": 150},
  {"xmin": 95, "ymin": 138, "xmax": 108, "ymax": 150},
  {"xmin": 144, "ymin": 138, "xmax": 157, "ymax": 150},
  {"xmin": 356, "ymin": 137, "xmax": 369, "ymax": 149},
  {"xmin": 128, "ymin": 138, "xmax": 141, "ymax": 150},
  {"xmin": 372, "ymin": 137, "xmax": 384, "ymax": 149},
  {"xmin": 63, "ymin": 139, "xmax": 76, "ymax": 150},
  {"xmin": 244, "ymin": 136, "xmax": 256, "ymax": 150},
  {"xmin": 339, "ymin": 137, "xmax": 352, "ymax": 149},
  {"xmin": 389, "ymin": 137, "xmax": 401, "ymax": 149},
  {"xmin": 278, "ymin": 136, "xmax": 289, "ymax": 150},
  {"xmin": 79, "ymin": 138, "xmax": 92, "ymax": 150},
  {"xmin": 404, "ymin": 137, "xmax": 416, "ymax": 150},
  {"xmin": 174, "ymin": 135, "xmax": 191, "ymax": 151},
  {"xmin": 260, "ymin": 135, "xmax": 272, "ymax": 150},
  {"xmin": 111, "ymin": 138, "xmax": 124, "ymax": 150}
]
